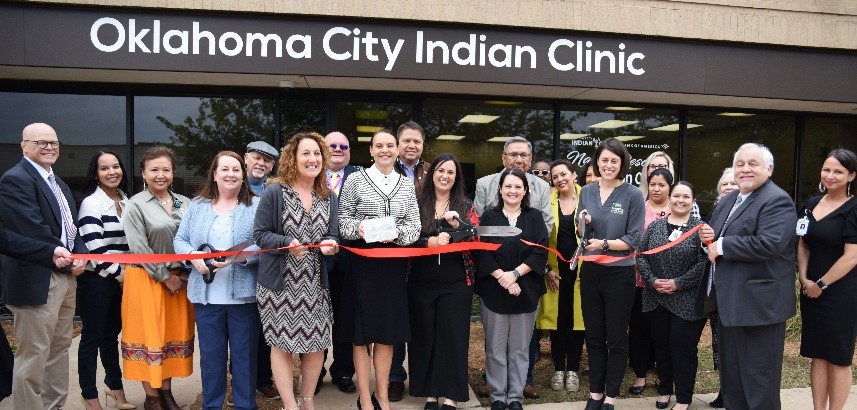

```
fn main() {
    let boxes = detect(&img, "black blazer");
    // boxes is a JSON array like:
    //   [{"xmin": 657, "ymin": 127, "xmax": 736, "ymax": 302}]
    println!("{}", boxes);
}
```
[
  {"xmin": 0, "ymin": 158, "xmax": 88, "ymax": 306},
  {"xmin": 475, "ymin": 207, "xmax": 548, "ymax": 314},
  {"xmin": 695, "ymin": 179, "xmax": 797, "ymax": 326},
  {"xmin": 325, "ymin": 164, "xmax": 359, "ymax": 273}
]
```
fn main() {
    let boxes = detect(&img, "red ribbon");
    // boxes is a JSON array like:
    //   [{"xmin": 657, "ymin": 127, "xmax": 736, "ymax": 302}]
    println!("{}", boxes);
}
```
[
  {"xmin": 71, "ymin": 241, "xmax": 501, "ymax": 264},
  {"xmin": 521, "ymin": 223, "xmax": 704, "ymax": 265}
]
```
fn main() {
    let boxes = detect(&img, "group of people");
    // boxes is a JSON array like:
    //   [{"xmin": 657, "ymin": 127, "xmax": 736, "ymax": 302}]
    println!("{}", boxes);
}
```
[{"xmin": 0, "ymin": 121, "xmax": 854, "ymax": 410}]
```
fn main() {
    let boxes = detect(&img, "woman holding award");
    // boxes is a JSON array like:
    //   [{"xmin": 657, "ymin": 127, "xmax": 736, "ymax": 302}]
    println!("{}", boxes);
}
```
[{"xmin": 337, "ymin": 129, "xmax": 421, "ymax": 410}]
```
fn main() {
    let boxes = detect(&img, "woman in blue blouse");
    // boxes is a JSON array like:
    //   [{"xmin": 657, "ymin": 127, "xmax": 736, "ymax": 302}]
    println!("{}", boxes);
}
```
[
  {"xmin": 174, "ymin": 151, "xmax": 260, "ymax": 410},
  {"xmin": 77, "ymin": 150, "xmax": 134, "ymax": 409}
]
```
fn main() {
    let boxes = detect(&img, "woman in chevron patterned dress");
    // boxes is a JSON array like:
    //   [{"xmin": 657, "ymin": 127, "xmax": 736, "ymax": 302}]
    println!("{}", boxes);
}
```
[{"xmin": 254, "ymin": 132, "xmax": 340, "ymax": 410}]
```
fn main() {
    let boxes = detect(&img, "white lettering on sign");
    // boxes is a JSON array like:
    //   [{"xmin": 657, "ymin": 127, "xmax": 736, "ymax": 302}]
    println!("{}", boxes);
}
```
[{"xmin": 89, "ymin": 18, "xmax": 647, "ymax": 76}]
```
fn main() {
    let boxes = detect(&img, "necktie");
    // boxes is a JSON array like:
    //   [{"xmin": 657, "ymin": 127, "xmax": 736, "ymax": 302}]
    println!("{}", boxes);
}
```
[
  {"xmin": 48, "ymin": 174, "xmax": 77, "ymax": 249},
  {"xmin": 330, "ymin": 172, "xmax": 341, "ymax": 195},
  {"xmin": 707, "ymin": 194, "xmax": 744, "ymax": 295}
]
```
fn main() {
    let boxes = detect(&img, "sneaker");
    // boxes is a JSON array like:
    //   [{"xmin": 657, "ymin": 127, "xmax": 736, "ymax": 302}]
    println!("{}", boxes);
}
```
[
  {"xmin": 565, "ymin": 371, "xmax": 579, "ymax": 392},
  {"xmin": 257, "ymin": 384, "xmax": 280, "ymax": 400},
  {"xmin": 550, "ymin": 371, "xmax": 564, "ymax": 391}
]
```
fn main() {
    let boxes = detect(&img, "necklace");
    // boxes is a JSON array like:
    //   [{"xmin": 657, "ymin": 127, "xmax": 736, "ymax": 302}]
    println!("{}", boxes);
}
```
[
  {"xmin": 435, "ymin": 198, "xmax": 450, "ymax": 219},
  {"xmin": 502, "ymin": 208, "xmax": 521, "ymax": 226}
]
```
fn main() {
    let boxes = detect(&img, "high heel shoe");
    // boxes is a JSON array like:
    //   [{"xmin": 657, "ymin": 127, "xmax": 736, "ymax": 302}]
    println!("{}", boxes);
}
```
[
  {"xmin": 81, "ymin": 396, "xmax": 104, "ymax": 410},
  {"xmin": 655, "ymin": 395, "xmax": 672, "ymax": 409},
  {"xmin": 104, "ymin": 388, "xmax": 137, "ymax": 409},
  {"xmin": 371, "ymin": 394, "xmax": 382, "ymax": 410}
]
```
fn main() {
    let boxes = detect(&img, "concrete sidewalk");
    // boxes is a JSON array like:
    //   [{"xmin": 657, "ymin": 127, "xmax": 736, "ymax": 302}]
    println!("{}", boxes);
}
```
[{"xmin": 2, "ymin": 333, "xmax": 855, "ymax": 409}]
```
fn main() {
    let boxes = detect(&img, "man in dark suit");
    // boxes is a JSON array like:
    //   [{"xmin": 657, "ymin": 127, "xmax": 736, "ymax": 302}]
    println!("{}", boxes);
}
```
[
  {"xmin": 0, "ymin": 122, "xmax": 87, "ymax": 409},
  {"xmin": 0, "ymin": 229, "xmax": 74, "ymax": 402},
  {"xmin": 697, "ymin": 142, "xmax": 797, "ymax": 410},
  {"xmin": 323, "ymin": 131, "xmax": 361, "ymax": 393}
]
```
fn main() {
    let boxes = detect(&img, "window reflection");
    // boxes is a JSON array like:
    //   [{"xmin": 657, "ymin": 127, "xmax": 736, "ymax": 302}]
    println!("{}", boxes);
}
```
[
  {"xmin": 281, "ymin": 99, "xmax": 326, "ymax": 140},
  {"xmin": 687, "ymin": 111, "xmax": 796, "ymax": 215},
  {"xmin": 422, "ymin": 99, "xmax": 553, "ymax": 196},
  {"xmin": 134, "ymin": 96, "xmax": 275, "ymax": 197},
  {"xmin": 335, "ymin": 101, "xmax": 413, "ymax": 168},
  {"xmin": 0, "ymin": 92, "xmax": 125, "ymax": 199},
  {"xmin": 559, "ymin": 106, "xmax": 680, "ymax": 188}
]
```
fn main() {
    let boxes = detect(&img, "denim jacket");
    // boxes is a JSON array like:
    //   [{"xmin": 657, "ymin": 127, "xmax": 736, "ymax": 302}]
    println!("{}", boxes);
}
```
[{"xmin": 174, "ymin": 197, "xmax": 260, "ymax": 304}]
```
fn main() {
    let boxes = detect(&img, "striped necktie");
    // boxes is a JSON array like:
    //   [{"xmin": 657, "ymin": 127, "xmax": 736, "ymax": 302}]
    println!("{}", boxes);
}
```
[{"xmin": 48, "ymin": 173, "xmax": 77, "ymax": 249}]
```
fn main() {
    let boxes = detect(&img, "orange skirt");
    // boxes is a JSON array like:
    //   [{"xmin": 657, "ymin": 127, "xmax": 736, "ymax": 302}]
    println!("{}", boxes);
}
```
[{"xmin": 121, "ymin": 266, "xmax": 195, "ymax": 387}]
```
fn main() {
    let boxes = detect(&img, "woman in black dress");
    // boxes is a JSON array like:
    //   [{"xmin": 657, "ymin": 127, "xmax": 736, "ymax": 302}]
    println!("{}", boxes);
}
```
[
  {"xmin": 638, "ymin": 181, "xmax": 707, "ymax": 410},
  {"xmin": 476, "ymin": 168, "xmax": 548, "ymax": 410},
  {"xmin": 408, "ymin": 153, "xmax": 477, "ymax": 409},
  {"xmin": 797, "ymin": 148, "xmax": 857, "ymax": 410},
  {"xmin": 338, "ymin": 129, "xmax": 422, "ymax": 410}
]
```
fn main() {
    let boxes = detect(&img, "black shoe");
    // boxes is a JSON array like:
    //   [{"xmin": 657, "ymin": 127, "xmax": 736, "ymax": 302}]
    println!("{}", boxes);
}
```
[
  {"xmin": 423, "ymin": 402, "xmax": 439, "ymax": 410},
  {"xmin": 440, "ymin": 404, "xmax": 456, "ymax": 410},
  {"xmin": 656, "ymin": 396, "xmax": 671, "ymax": 409},
  {"xmin": 601, "ymin": 404, "xmax": 615, "ymax": 410},
  {"xmin": 388, "ymin": 380, "xmax": 405, "ymax": 402},
  {"xmin": 584, "ymin": 397, "xmax": 605, "ymax": 410},
  {"xmin": 709, "ymin": 391, "xmax": 724, "ymax": 408},
  {"xmin": 628, "ymin": 384, "xmax": 646, "ymax": 395},
  {"xmin": 371, "ymin": 394, "xmax": 382, "ymax": 410},
  {"xmin": 332, "ymin": 377, "xmax": 357, "ymax": 393},
  {"xmin": 315, "ymin": 372, "xmax": 324, "ymax": 395},
  {"xmin": 490, "ymin": 401, "xmax": 506, "ymax": 410},
  {"xmin": 508, "ymin": 401, "xmax": 523, "ymax": 410}
]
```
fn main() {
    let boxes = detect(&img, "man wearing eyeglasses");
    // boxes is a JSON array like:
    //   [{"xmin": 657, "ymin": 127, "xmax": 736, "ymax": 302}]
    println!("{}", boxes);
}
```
[
  {"xmin": 322, "ymin": 131, "xmax": 361, "ymax": 394},
  {"xmin": 0, "ymin": 123, "xmax": 88, "ymax": 409}
]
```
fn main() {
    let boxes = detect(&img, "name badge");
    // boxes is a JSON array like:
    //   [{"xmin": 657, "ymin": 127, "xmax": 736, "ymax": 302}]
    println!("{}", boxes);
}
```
[
  {"xmin": 796, "ymin": 216, "xmax": 809, "ymax": 236},
  {"xmin": 668, "ymin": 228, "xmax": 682, "ymax": 242},
  {"xmin": 362, "ymin": 216, "xmax": 398, "ymax": 243}
]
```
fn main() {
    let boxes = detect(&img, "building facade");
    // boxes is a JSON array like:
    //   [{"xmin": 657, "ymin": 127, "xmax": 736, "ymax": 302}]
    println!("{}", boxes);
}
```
[{"xmin": 1, "ymin": 0, "xmax": 855, "ymax": 212}]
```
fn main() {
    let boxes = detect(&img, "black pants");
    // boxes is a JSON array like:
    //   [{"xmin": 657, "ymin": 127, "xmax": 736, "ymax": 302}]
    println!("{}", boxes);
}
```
[
  {"xmin": 645, "ymin": 306, "xmax": 706, "ymax": 404},
  {"xmin": 77, "ymin": 271, "xmax": 123, "ymax": 399},
  {"xmin": 719, "ymin": 319, "xmax": 786, "ymax": 410},
  {"xmin": 328, "ymin": 260, "xmax": 354, "ymax": 379},
  {"xmin": 580, "ymin": 264, "xmax": 635, "ymax": 398},
  {"xmin": 550, "ymin": 266, "xmax": 585, "ymax": 372},
  {"xmin": 628, "ymin": 286, "xmax": 655, "ymax": 378}
]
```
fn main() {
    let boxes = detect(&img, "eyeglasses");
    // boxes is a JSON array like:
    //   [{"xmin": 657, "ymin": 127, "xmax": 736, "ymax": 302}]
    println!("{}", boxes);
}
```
[
  {"xmin": 504, "ymin": 152, "xmax": 531, "ymax": 159},
  {"xmin": 24, "ymin": 140, "xmax": 61, "ymax": 149},
  {"xmin": 647, "ymin": 164, "xmax": 668, "ymax": 170},
  {"xmin": 531, "ymin": 169, "xmax": 549, "ymax": 176},
  {"xmin": 329, "ymin": 144, "xmax": 349, "ymax": 151}
]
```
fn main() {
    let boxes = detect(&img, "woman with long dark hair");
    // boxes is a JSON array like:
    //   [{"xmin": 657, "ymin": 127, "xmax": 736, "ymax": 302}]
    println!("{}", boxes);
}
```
[
  {"xmin": 77, "ymin": 150, "xmax": 134, "ymax": 409},
  {"xmin": 798, "ymin": 149, "xmax": 857, "ymax": 410},
  {"xmin": 408, "ymin": 153, "xmax": 477, "ymax": 409}
]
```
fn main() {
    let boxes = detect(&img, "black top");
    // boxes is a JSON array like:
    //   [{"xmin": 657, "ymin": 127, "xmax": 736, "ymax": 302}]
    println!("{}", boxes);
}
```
[
  {"xmin": 557, "ymin": 211, "xmax": 577, "ymax": 257},
  {"xmin": 475, "ymin": 207, "xmax": 548, "ymax": 314}
]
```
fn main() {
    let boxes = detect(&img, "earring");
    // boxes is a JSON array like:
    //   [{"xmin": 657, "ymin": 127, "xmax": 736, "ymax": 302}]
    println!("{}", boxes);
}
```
[
  {"xmin": 818, "ymin": 181, "xmax": 826, "ymax": 193},
  {"xmin": 142, "ymin": 181, "xmax": 148, "ymax": 191},
  {"xmin": 848, "ymin": 183, "xmax": 851, "ymax": 197}
]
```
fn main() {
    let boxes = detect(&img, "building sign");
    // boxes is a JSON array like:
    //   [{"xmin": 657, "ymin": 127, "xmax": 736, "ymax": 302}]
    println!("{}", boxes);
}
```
[{"xmin": 1, "ymin": 3, "xmax": 856, "ymax": 103}]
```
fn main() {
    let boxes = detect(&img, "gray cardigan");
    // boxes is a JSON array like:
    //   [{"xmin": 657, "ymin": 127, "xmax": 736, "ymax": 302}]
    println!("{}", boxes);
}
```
[{"xmin": 253, "ymin": 182, "xmax": 338, "ymax": 291}]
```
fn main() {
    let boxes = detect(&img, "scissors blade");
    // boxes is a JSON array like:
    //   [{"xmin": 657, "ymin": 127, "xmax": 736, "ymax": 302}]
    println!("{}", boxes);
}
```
[
  {"xmin": 222, "ymin": 239, "xmax": 255, "ymax": 264},
  {"xmin": 476, "ymin": 226, "xmax": 522, "ymax": 237}
]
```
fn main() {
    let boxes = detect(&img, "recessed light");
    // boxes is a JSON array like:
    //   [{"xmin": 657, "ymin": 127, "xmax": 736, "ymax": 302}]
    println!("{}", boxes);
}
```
[
  {"xmin": 357, "ymin": 136, "xmax": 372, "ymax": 142},
  {"xmin": 355, "ymin": 125, "xmax": 384, "ymax": 133},
  {"xmin": 356, "ymin": 110, "xmax": 389, "ymax": 120},
  {"xmin": 437, "ymin": 135, "xmax": 466, "ymax": 141},
  {"xmin": 483, "ymin": 101, "xmax": 523, "ymax": 106},
  {"xmin": 605, "ymin": 106, "xmax": 643, "ymax": 111},
  {"xmin": 650, "ymin": 123, "xmax": 703, "ymax": 131},
  {"xmin": 560, "ymin": 133, "xmax": 590, "ymax": 140},
  {"xmin": 459, "ymin": 114, "xmax": 500, "ymax": 124},
  {"xmin": 616, "ymin": 135, "xmax": 644, "ymax": 142},
  {"xmin": 486, "ymin": 136, "xmax": 510, "ymax": 142},
  {"xmin": 717, "ymin": 112, "xmax": 755, "ymax": 117},
  {"xmin": 589, "ymin": 120, "xmax": 638, "ymax": 129}
]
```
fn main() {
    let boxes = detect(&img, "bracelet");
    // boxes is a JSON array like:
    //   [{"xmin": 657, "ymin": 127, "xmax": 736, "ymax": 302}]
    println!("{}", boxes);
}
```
[{"xmin": 512, "ymin": 268, "xmax": 521, "ymax": 279}]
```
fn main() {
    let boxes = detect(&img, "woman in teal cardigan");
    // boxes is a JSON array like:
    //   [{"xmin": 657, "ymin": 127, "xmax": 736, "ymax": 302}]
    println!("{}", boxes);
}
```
[{"xmin": 536, "ymin": 159, "xmax": 586, "ymax": 392}]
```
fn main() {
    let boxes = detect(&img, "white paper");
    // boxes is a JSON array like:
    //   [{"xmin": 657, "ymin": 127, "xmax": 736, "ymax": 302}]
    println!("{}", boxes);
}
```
[{"xmin": 362, "ymin": 216, "xmax": 398, "ymax": 243}]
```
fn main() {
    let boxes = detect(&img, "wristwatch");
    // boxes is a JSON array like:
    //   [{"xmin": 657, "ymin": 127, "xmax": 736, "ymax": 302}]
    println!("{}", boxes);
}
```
[
  {"xmin": 816, "ymin": 278, "xmax": 828, "ymax": 290},
  {"xmin": 602, "ymin": 239, "xmax": 609, "ymax": 251},
  {"xmin": 512, "ymin": 268, "xmax": 521, "ymax": 279}
]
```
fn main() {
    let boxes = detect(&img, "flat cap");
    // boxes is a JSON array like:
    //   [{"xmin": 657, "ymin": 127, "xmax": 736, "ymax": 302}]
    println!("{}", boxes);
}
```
[{"xmin": 246, "ymin": 141, "xmax": 278, "ymax": 159}]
